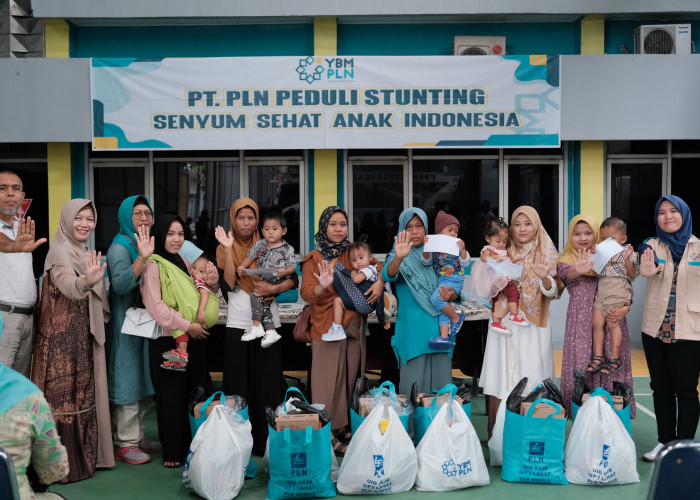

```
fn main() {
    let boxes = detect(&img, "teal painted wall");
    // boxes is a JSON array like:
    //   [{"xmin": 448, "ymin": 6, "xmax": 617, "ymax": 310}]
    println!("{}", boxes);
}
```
[
  {"xmin": 339, "ymin": 22, "xmax": 581, "ymax": 55},
  {"xmin": 70, "ymin": 24, "xmax": 314, "ymax": 57},
  {"xmin": 605, "ymin": 20, "xmax": 700, "ymax": 54}
]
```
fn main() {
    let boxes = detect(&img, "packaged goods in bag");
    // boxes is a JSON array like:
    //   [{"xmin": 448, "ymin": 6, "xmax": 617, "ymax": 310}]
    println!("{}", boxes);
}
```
[
  {"xmin": 565, "ymin": 393, "xmax": 639, "ymax": 485},
  {"xmin": 183, "ymin": 405, "xmax": 253, "ymax": 500},
  {"xmin": 413, "ymin": 383, "xmax": 471, "ymax": 445},
  {"xmin": 337, "ymin": 403, "xmax": 417, "ymax": 495},
  {"xmin": 266, "ymin": 387, "xmax": 336, "ymax": 499},
  {"xmin": 487, "ymin": 399, "xmax": 506, "ymax": 466},
  {"xmin": 415, "ymin": 399, "xmax": 489, "ymax": 491},
  {"xmin": 571, "ymin": 371, "xmax": 633, "ymax": 435},
  {"xmin": 349, "ymin": 380, "xmax": 412, "ymax": 435},
  {"xmin": 502, "ymin": 378, "xmax": 568, "ymax": 484}
]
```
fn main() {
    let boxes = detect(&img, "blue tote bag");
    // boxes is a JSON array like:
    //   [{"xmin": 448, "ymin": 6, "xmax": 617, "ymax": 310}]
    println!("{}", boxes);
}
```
[
  {"xmin": 267, "ymin": 387, "xmax": 336, "ymax": 499},
  {"xmin": 571, "ymin": 386, "xmax": 632, "ymax": 435},
  {"xmin": 413, "ymin": 383, "xmax": 472, "ymax": 445},
  {"xmin": 502, "ymin": 398, "xmax": 568, "ymax": 484},
  {"xmin": 349, "ymin": 381, "xmax": 410, "ymax": 435},
  {"xmin": 189, "ymin": 391, "xmax": 257, "ymax": 478}
]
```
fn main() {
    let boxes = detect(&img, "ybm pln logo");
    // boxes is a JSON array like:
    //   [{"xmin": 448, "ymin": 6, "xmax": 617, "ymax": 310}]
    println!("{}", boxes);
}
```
[{"xmin": 296, "ymin": 57, "xmax": 355, "ymax": 84}]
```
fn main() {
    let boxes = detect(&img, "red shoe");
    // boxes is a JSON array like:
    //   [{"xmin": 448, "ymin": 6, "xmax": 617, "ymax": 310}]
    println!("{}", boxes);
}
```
[
  {"xmin": 491, "ymin": 321, "xmax": 512, "ymax": 336},
  {"xmin": 508, "ymin": 313, "xmax": 530, "ymax": 327},
  {"xmin": 114, "ymin": 446, "xmax": 151, "ymax": 465}
]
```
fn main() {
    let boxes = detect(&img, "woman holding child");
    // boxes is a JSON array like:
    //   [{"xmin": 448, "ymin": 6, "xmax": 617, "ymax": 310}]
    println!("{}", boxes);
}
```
[
  {"xmin": 141, "ymin": 214, "xmax": 217, "ymax": 467},
  {"xmin": 215, "ymin": 198, "xmax": 296, "ymax": 457},
  {"xmin": 639, "ymin": 195, "xmax": 700, "ymax": 461},
  {"xmin": 557, "ymin": 214, "xmax": 636, "ymax": 417},
  {"xmin": 300, "ymin": 206, "xmax": 384, "ymax": 455},
  {"xmin": 480, "ymin": 205, "xmax": 560, "ymax": 436}
]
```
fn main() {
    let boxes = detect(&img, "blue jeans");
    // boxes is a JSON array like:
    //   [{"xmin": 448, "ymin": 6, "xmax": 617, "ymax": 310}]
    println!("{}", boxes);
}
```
[{"xmin": 430, "ymin": 274, "xmax": 465, "ymax": 326}]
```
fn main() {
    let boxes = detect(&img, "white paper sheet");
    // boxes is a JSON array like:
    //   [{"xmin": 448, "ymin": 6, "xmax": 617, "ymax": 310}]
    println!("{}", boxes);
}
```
[
  {"xmin": 423, "ymin": 234, "xmax": 461, "ymax": 256},
  {"xmin": 487, "ymin": 258, "xmax": 523, "ymax": 280},
  {"xmin": 592, "ymin": 237, "xmax": 625, "ymax": 274}
]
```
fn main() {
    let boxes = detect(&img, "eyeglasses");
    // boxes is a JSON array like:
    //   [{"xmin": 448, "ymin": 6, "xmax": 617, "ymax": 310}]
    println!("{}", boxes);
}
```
[{"xmin": 132, "ymin": 210, "xmax": 153, "ymax": 218}]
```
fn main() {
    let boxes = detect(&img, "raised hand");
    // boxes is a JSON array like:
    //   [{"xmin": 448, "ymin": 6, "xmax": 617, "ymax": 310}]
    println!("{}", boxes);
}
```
[
  {"xmin": 313, "ymin": 260, "xmax": 334, "ymax": 289},
  {"xmin": 393, "ymin": 230, "xmax": 413, "ymax": 260},
  {"xmin": 532, "ymin": 252, "xmax": 550, "ymax": 279},
  {"xmin": 85, "ymin": 251, "xmax": 107, "ymax": 287},
  {"xmin": 621, "ymin": 244, "xmax": 633, "ymax": 260},
  {"xmin": 640, "ymin": 248, "xmax": 662, "ymax": 277},
  {"xmin": 574, "ymin": 248, "xmax": 593, "ymax": 276},
  {"xmin": 134, "ymin": 225, "xmax": 154, "ymax": 260},
  {"xmin": 214, "ymin": 225, "xmax": 234, "ymax": 248},
  {"xmin": 12, "ymin": 217, "xmax": 47, "ymax": 252},
  {"xmin": 205, "ymin": 260, "xmax": 219, "ymax": 287}
]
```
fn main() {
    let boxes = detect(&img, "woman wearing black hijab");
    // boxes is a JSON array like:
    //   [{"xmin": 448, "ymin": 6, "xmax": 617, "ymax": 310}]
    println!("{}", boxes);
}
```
[{"xmin": 141, "ymin": 214, "xmax": 217, "ymax": 468}]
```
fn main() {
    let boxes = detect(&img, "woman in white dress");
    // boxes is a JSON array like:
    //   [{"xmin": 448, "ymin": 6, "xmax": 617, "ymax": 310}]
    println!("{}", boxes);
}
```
[{"xmin": 480, "ymin": 205, "xmax": 560, "ymax": 437}]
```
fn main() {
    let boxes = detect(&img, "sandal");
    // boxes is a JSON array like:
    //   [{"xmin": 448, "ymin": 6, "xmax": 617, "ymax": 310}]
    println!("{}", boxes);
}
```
[
  {"xmin": 336, "ymin": 428, "xmax": 353, "ymax": 443},
  {"xmin": 585, "ymin": 356, "xmax": 605, "ymax": 373},
  {"xmin": 163, "ymin": 460, "xmax": 182, "ymax": 468},
  {"xmin": 331, "ymin": 437, "xmax": 348, "ymax": 456},
  {"xmin": 160, "ymin": 360, "xmax": 186, "ymax": 372},
  {"xmin": 600, "ymin": 358, "xmax": 622, "ymax": 376}
]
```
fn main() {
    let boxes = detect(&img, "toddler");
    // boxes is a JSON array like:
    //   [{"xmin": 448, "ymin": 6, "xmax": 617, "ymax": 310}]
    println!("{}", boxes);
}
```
[
  {"xmin": 588, "ymin": 217, "xmax": 637, "ymax": 375},
  {"xmin": 161, "ymin": 255, "xmax": 213, "ymax": 371},
  {"xmin": 422, "ymin": 210, "xmax": 469, "ymax": 350},
  {"xmin": 237, "ymin": 212, "xmax": 296, "ymax": 348},
  {"xmin": 475, "ymin": 218, "xmax": 529, "ymax": 336},
  {"xmin": 324, "ymin": 241, "xmax": 388, "ymax": 341}
]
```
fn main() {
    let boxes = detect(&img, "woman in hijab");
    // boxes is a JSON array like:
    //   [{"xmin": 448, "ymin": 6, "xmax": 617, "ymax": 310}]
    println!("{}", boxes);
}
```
[
  {"xmin": 300, "ymin": 206, "xmax": 384, "ymax": 455},
  {"xmin": 141, "ymin": 214, "xmax": 216, "ymax": 468},
  {"xmin": 381, "ymin": 207, "xmax": 460, "ymax": 396},
  {"xmin": 480, "ymin": 205, "xmax": 560, "ymax": 437},
  {"xmin": 0, "ymin": 314, "xmax": 70, "ymax": 499},
  {"xmin": 214, "ymin": 198, "xmax": 297, "ymax": 457},
  {"xmin": 557, "ymin": 215, "xmax": 636, "ymax": 417},
  {"xmin": 32, "ymin": 199, "xmax": 113, "ymax": 481},
  {"xmin": 639, "ymin": 195, "xmax": 700, "ymax": 462},
  {"xmin": 105, "ymin": 196, "xmax": 159, "ymax": 466}
]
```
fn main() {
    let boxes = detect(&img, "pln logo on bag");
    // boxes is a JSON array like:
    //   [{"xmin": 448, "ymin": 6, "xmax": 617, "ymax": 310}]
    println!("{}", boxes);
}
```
[
  {"xmin": 441, "ymin": 459, "xmax": 472, "ymax": 478},
  {"xmin": 373, "ymin": 455, "xmax": 386, "ymax": 478},
  {"xmin": 587, "ymin": 444, "xmax": 619, "ymax": 485},
  {"xmin": 528, "ymin": 441, "xmax": 545, "ymax": 462},
  {"xmin": 291, "ymin": 452, "xmax": 308, "ymax": 476}
]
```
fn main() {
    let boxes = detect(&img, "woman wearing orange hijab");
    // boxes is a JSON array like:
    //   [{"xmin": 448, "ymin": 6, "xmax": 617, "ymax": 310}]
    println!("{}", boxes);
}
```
[{"xmin": 215, "ymin": 198, "xmax": 297, "ymax": 456}]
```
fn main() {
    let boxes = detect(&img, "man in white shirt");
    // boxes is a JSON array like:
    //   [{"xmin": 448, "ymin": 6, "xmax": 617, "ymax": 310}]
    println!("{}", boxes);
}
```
[{"xmin": 0, "ymin": 170, "xmax": 45, "ymax": 376}]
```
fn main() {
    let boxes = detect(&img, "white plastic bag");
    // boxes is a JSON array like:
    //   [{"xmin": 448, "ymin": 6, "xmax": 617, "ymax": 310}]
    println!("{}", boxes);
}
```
[
  {"xmin": 337, "ymin": 404, "xmax": 417, "ymax": 495},
  {"xmin": 564, "ymin": 395, "xmax": 639, "ymax": 485},
  {"xmin": 487, "ymin": 399, "xmax": 506, "ymax": 466},
  {"xmin": 183, "ymin": 405, "xmax": 254, "ymax": 499},
  {"xmin": 415, "ymin": 400, "xmax": 490, "ymax": 491}
]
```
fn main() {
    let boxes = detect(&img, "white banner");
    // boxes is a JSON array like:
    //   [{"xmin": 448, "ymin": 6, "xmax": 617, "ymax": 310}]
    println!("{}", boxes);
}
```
[{"xmin": 91, "ymin": 55, "xmax": 560, "ymax": 150}]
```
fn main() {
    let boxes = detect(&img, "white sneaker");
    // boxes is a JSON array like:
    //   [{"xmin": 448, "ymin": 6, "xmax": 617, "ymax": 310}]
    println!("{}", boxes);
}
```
[
  {"xmin": 643, "ymin": 442, "xmax": 665, "ymax": 462},
  {"xmin": 261, "ymin": 330, "xmax": 281, "ymax": 348},
  {"xmin": 322, "ymin": 323, "xmax": 347, "ymax": 341},
  {"xmin": 241, "ymin": 324, "xmax": 265, "ymax": 341}
]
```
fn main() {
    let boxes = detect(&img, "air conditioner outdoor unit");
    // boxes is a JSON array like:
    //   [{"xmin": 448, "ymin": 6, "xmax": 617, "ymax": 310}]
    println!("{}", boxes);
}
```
[
  {"xmin": 634, "ymin": 24, "xmax": 692, "ymax": 54},
  {"xmin": 453, "ymin": 36, "xmax": 506, "ymax": 56}
]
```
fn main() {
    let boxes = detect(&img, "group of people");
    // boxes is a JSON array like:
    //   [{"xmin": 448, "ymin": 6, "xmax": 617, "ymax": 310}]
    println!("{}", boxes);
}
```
[{"xmin": 1, "ymin": 165, "xmax": 700, "ymax": 497}]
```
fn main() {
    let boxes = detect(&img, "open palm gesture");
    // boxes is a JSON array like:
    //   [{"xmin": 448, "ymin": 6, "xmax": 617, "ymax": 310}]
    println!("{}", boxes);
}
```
[
  {"xmin": 134, "ymin": 225, "xmax": 154, "ymax": 260},
  {"xmin": 313, "ymin": 260, "xmax": 334, "ymax": 289},
  {"xmin": 393, "ymin": 230, "xmax": 414, "ymax": 260},
  {"xmin": 573, "ymin": 248, "xmax": 593, "ymax": 276},
  {"xmin": 214, "ymin": 225, "xmax": 234, "ymax": 248},
  {"xmin": 532, "ymin": 252, "xmax": 550, "ymax": 279},
  {"xmin": 85, "ymin": 251, "xmax": 107, "ymax": 287}
]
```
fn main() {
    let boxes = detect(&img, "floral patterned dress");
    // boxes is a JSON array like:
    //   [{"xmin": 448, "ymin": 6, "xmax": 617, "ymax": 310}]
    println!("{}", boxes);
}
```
[
  {"xmin": 558, "ymin": 262, "xmax": 636, "ymax": 417},
  {"xmin": 0, "ymin": 392, "xmax": 69, "ymax": 499}
]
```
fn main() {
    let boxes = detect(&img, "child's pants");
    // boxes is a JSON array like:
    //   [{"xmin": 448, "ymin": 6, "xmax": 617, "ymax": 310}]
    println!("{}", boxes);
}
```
[
  {"xmin": 250, "ymin": 294, "xmax": 275, "ymax": 331},
  {"xmin": 430, "ymin": 274, "xmax": 465, "ymax": 326},
  {"xmin": 491, "ymin": 281, "xmax": 520, "ymax": 308}
]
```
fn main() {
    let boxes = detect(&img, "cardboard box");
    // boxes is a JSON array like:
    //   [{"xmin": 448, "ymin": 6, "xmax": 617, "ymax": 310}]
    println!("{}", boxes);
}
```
[
  {"xmin": 275, "ymin": 413, "xmax": 320, "ymax": 431},
  {"xmin": 418, "ymin": 393, "xmax": 463, "ymax": 407},
  {"xmin": 582, "ymin": 393, "xmax": 624, "ymax": 410},
  {"xmin": 519, "ymin": 401, "xmax": 566, "ymax": 419},
  {"xmin": 358, "ymin": 394, "xmax": 409, "ymax": 416}
]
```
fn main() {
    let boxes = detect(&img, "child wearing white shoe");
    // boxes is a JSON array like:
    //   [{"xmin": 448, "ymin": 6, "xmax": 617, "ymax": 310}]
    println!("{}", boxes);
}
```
[
  {"xmin": 473, "ymin": 218, "xmax": 529, "ymax": 336},
  {"xmin": 237, "ymin": 212, "xmax": 296, "ymax": 348},
  {"xmin": 323, "ymin": 241, "xmax": 382, "ymax": 341}
]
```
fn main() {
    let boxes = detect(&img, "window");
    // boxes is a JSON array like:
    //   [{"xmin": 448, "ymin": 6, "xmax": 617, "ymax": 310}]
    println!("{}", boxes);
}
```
[
  {"xmin": 413, "ymin": 158, "xmax": 498, "ymax": 257},
  {"xmin": 246, "ymin": 161, "xmax": 302, "ymax": 254},
  {"xmin": 348, "ymin": 160, "xmax": 406, "ymax": 253}
]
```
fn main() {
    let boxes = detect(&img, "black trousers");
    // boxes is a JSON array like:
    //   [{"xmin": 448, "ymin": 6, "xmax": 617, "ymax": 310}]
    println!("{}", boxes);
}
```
[
  {"xmin": 223, "ymin": 327, "xmax": 286, "ymax": 456},
  {"xmin": 642, "ymin": 333, "xmax": 700, "ymax": 443},
  {"xmin": 149, "ymin": 335, "xmax": 211, "ymax": 462}
]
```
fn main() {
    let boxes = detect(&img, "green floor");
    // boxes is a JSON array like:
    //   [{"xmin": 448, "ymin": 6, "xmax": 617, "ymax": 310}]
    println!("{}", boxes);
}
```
[{"xmin": 51, "ymin": 377, "xmax": 684, "ymax": 499}]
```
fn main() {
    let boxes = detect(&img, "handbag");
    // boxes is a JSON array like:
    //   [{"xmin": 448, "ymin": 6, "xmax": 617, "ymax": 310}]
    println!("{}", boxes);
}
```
[
  {"xmin": 292, "ymin": 304, "xmax": 312, "ymax": 343},
  {"xmin": 121, "ymin": 306, "xmax": 163, "ymax": 339}
]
